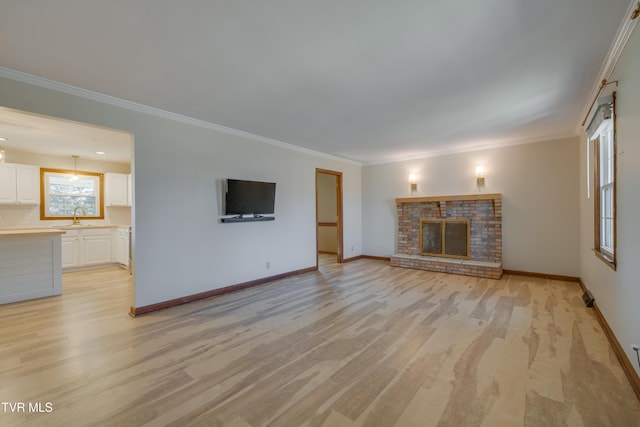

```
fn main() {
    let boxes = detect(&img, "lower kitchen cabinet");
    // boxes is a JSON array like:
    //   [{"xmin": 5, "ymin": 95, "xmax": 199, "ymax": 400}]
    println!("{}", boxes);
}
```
[
  {"xmin": 61, "ymin": 228, "xmax": 113, "ymax": 270},
  {"xmin": 112, "ymin": 228, "xmax": 130, "ymax": 267},
  {"xmin": 61, "ymin": 232, "xmax": 80, "ymax": 268},
  {"xmin": 83, "ymin": 230, "xmax": 112, "ymax": 265}
]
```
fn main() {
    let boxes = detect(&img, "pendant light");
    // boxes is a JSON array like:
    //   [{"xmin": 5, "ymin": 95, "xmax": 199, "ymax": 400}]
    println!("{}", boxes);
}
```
[{"xmin": 71, "ymin": 155, "xmax": 80, "ymax": 181}]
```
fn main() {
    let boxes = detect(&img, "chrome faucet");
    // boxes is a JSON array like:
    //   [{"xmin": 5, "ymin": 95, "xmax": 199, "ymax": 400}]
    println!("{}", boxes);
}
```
[{"xmin": 72, "ymin": 206, "xmax": 87, "ymax": 225}]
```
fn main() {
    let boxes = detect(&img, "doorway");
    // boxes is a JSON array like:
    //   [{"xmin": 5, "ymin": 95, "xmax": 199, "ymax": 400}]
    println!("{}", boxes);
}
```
[
  {"xmin": 0, "ymin": 106, "xmax": 135, "ymax": 312},
  {"xmin": 316, "ymin": 168, "xmax": 343, "ymax": 265}
]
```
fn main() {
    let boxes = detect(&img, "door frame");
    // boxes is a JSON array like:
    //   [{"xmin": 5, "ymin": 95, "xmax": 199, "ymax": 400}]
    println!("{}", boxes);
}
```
[{"xmin": 315, "ymin": 168, "xmax": 343, "ymax": 264}]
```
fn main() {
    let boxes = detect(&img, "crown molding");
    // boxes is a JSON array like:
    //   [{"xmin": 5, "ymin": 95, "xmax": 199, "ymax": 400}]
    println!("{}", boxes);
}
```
[
  {"xmin": 0, "ymin": 66, "xmax": 361, "ymax": 167},
  {"xmin": 576, "ymin": 0, "xmax": 640, "ymax": 133}
]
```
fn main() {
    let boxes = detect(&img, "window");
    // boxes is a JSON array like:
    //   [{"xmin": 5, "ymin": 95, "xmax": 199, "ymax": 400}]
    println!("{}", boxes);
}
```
[
  {"xmin": 589, "ymin": 94, "xmax": 616, "ymax": 269},
  {"xmin": 40, "ymin": 169, "xmax": 104, "ymax": 220}
]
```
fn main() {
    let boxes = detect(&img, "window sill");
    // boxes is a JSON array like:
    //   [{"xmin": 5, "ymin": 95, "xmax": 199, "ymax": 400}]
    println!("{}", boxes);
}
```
[{"xmin": 593, "ymin": 249, "xmax": 616, "ymax": 271}]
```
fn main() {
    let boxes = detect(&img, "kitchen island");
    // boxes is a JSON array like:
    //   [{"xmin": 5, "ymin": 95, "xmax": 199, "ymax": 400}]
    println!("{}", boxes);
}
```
[{"xmin": 0, "ymin": 228, "xmax": 65, "ymax": 304}]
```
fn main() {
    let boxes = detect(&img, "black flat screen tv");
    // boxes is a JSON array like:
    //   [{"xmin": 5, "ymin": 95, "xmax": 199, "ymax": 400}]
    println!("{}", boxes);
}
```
[{"xmin": 224, "ymin": 179, "xmax": 276, "ymax": 216}]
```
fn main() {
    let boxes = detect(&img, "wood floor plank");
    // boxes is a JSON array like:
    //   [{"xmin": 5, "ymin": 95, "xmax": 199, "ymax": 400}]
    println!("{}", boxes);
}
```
[
  {"xmin": 320, "ymin": 410, "xmax": 355, "ymax": 427},
  {"xmin": 332, "ymin": 366, "xmax": 398, "ymax": 421},
  {"xmin": 1, "ymin": 261, "xmax": 639, "ymax": 427},
  {"xmin": 361, "ymin": 351, "xmax": 444, "ymax": 427},
  {"xmin": 480, "ymin": 332, "xmax": 529, "ymax": 426}
]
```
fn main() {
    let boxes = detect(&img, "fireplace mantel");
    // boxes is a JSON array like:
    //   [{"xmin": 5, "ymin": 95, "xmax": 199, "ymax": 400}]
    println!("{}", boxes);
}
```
[
  {"xmin": 395, "ymin": 193, "xmax": 502, "ymax": 204},
  {"xmin": 391, "ymin": 194, "xmax": 503, "ymax": 279}
]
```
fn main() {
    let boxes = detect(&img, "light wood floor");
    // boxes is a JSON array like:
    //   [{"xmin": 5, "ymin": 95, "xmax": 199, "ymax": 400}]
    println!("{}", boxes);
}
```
[{"xmin": 1, "ymin": 256, "xmax": 639, "ymax": 426}]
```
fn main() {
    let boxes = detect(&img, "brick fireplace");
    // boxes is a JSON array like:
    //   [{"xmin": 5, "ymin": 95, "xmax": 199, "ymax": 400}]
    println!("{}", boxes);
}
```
[{"xmin": 390, "ymin": 194, "xmax": 503, "ymax": 279}]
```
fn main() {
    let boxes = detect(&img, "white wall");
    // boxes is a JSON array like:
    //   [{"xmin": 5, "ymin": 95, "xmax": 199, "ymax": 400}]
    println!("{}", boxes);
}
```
[
  {"xmin": 579, "ymin": 26, "xmax": 640, "ymax": 378},
  {"xmin": 0, "ymin": 149, "xmax": 131, "ymax": 228},
  {"xmin": 363, "ymin": 137, "xmax": 580, "ymax": 276},
  {"xmin": 0, "ymin": 76, "xmax": 362, "ymax": 308}
]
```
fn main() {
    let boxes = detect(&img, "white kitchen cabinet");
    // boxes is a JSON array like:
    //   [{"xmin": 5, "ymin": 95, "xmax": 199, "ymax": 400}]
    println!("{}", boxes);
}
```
[
  {"xmin": 0, "ymin": 163, "xmax": 39, "ymax": 205},
  {"xmin": 81, "ymin": 229, "xmax": 112, "ymax": 265},
  {"xmin": 127, "ymin": 174, "xmax": 132, "ymax": 206},
  {"xmin": 105, "ymin": 173, "xmax": 130, "ymax": 207},
  {"xmin": 16, "ymin": 164, "xmax": 40, "ymax": 204},
  {"xmin": 61, "ymin": 232, "xmax": 80, "ymax": 269},
  {"xmin": 112, "ymin": 228, "xmax": 130, "ymax": 267},
  {"xmin": 0, "ymin": 163, "xmax": 17, "ymax": 204},
  {"xmin": 61, "ymin": 228, "xmax": 113, "ymax": 270}
]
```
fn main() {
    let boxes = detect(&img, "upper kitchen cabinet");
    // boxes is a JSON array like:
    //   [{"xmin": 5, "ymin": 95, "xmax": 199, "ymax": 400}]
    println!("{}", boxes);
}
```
[
  {"xmin": 105, "ymin": 172, "xmax": 131, "ymax": 207},
  {"xmin": 16, "ymin": 165, "xmax": 40, "ymax": 204},
  {"xmin": 127, "ymin": 174, "xmax": 132, "ymax": 207},
  {"xmin": 0, "ymin": 163, "xmax": 39, "ymax": 205},
  {"xmin": 0, "ymin": 164, "xmax": 15, "ymax": 203}
]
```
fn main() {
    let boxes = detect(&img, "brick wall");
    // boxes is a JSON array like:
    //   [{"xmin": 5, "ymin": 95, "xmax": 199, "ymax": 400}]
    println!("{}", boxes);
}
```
[{"xmin": 392, "ymin": 195, "xmax": 502, "ymax": 279}]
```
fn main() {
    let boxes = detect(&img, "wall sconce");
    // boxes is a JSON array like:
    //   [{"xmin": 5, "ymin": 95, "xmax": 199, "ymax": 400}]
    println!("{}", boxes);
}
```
[
  {"xmin": 0, "ymin": 147, "xmax": 5, "ymax": 164},
  {"xmin": 475, "ymin": 166, "xmax": 485, "ymax": 188},
  {"xmin": 409, "ymin": 173, "xmax": 418, "ymax": 192},
  {"xmin": 632, "ymin": 2, "xmax": 640, "ymax": 20}
]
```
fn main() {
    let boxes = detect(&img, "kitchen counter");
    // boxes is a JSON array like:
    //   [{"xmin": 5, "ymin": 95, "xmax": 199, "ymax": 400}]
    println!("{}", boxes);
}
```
[
  {"xmin": 55, "ymin": 224, "xmax": 131, "ymax": 230},
  {"xmin": 0, "ymin": 224, "xmax": 131, "ymax": 233},
  {"xmin": 0, "ymin": 228, "xmax": 66, "ymax": 237}
]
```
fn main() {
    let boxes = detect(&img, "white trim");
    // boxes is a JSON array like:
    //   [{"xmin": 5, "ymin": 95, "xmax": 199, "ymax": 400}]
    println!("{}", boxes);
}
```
[
  {"xmin": 586, "ymin": 136, "xmax": 591, "ymax": 199},
  {"xmin": 0, "ymin": 66, "xmax": 361, "ymax": 167},
  {"xmin": 576, "ymin": 0, "xmax": 639, "ymax": 133}
]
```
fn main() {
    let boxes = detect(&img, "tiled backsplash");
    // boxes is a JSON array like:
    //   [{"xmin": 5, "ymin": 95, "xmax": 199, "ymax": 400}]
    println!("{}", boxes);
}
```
[{"xmin": 0, "ymin": 205, "xmax": 131, "ymax": 228}]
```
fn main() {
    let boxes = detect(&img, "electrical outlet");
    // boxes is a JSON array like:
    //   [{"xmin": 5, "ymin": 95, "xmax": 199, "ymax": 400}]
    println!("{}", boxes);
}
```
[{"xmin": 266, "ymin": 261, "xmax": 270, "ymax": 270}]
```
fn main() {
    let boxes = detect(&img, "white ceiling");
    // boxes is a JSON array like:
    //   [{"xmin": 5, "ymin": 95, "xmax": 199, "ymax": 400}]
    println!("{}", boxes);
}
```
[{"xmin": 0, "ymin": 1, "xmax": 633, "ymax": 164}]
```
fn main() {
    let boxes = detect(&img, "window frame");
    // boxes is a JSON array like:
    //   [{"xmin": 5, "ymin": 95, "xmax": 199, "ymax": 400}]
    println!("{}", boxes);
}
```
[
  {"xmin": 591, "ymin": 95, "xmax": 616, "ymax": 270},
  {"xmin": 40, "ymin": 168, "xmax": 105, "ymax": 221}
]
